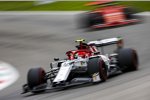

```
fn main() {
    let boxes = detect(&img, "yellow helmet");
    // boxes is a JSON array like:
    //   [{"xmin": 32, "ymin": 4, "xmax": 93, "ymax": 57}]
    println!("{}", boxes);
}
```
[{"xmin": 75, "ymin": 39, "xmax": 85, "ymax": 43}]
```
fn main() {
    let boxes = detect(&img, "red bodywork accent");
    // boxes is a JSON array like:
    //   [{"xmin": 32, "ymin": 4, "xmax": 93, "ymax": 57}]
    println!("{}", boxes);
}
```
[
  {"xmin": 66, "ymin": 50, "xmax": 92, "ymax": 60},
  {"xmin": 66, "ymin": 45, "xmax": 98, "ymax": 60}
]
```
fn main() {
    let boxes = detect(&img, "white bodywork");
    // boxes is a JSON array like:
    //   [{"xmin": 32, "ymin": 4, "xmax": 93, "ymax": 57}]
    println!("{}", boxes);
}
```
[
  {"xmin": 53, "ymin": 58, "xmax": 87, "ymax": 83},
  {"xmin": 53, "ymin": 60, "xmax": 73, "ymax": 83}
]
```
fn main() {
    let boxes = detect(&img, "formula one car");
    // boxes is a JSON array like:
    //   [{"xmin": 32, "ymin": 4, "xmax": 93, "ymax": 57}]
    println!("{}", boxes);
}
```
[
  {"xmin": 79, "ymin": 0, "xmax": 140, "ymax": 29},
  {"xmin": 22, "ymin": 37, "xmax": 138, "ymax": 94}
]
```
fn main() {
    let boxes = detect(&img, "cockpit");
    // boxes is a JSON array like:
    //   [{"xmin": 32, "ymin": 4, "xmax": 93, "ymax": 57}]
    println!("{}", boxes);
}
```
[{"xmin": 66, "ymin": 50, "xmax": 92, "ymax": 60}]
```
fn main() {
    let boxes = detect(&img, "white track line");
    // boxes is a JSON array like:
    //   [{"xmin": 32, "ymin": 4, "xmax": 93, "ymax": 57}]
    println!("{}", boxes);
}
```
[{"xmin": 0, "ymin": 61, "xmax": 19, "ymax": 91}]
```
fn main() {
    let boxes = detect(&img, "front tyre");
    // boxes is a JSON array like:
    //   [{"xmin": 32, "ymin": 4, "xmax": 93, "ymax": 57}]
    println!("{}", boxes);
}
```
[
  {"xmin": 78, "ymin": 12, "xmax": 104, "ymax": 28},
  {"xmin": 27, "ymin": 67, "xmax": 46, "ymax": 93}
]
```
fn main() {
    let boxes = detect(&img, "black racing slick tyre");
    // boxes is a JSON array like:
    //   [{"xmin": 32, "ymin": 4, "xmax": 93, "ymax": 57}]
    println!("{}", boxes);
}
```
[
  {"xmin": 79, "ymin": 12, "xmax": 104, "ymax": 28},
  {"xmin": 27, "ymin": 67, "xmax": 46, "ymax": 91},
  {"xmin": 87, "ymin": 57, "xmax": 107, "ymax": 82},
  {"xmin": 89, "ymin": 13, "xmax": 104, "ymax": 25},
  {"xmin": 118, "ymin": 48, "xmax": 138, "ymax": 72}
]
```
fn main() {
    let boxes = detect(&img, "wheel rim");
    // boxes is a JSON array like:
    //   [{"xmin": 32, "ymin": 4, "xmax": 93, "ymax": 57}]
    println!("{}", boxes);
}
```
[
  {"xmin": 39, "ymin": 68, "xmax": 46, "ymax": 84},
  {"xmin": 99, "ymin": 61, "xmax": 107, "ymax": 81},
  {"xmin": 132, "ymin": 50, "xmax": 138, "ymax": 70}
]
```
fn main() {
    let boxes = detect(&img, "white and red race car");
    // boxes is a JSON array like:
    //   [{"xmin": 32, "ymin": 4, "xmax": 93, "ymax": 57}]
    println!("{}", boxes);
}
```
[{"xmin": 22, "ymin": 37, "xmax": 138, "ymax": 94}]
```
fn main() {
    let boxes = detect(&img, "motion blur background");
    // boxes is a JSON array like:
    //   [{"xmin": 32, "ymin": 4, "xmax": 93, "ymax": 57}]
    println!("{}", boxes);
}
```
[{"xmin": 0, "ymin": 0, "xmax": 150, "ymax": 100}]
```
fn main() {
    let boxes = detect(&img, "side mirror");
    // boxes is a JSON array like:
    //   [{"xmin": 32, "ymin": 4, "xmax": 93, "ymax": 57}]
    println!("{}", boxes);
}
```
[{"xmin": 54, "ymin": 58, "xmax": 59, "ymax": 61}]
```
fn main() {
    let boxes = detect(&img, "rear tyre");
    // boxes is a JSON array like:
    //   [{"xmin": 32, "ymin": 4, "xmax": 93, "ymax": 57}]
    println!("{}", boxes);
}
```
[
  {"xmin": 79, "ymin": 12, "xmax": 104, "ymax": 28},
  {"xmin": 118, "ymin": 48, "xmax": 138, "ymax": 72},
  {"xmin": 87, "ymin": 57, "xmax": 107, "ymax": 82},
  {"xmin": 89, "ymin": 13, "xmax": 104, "ymax": 25},
  {"xmin": 27, "ymin": 67, "xmax": 46, "ymax": 93}
]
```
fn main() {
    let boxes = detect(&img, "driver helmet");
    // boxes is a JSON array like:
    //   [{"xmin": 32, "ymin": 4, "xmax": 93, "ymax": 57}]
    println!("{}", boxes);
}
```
[{"xmin": 75, "ymin": 39, "xmax": 88, "ymax": 49}]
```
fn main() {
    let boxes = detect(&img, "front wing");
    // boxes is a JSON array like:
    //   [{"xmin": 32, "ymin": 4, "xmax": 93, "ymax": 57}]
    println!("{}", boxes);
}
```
[{"xmin": 21, "ymin": 78, "xmax": 93, "ymax": 94}]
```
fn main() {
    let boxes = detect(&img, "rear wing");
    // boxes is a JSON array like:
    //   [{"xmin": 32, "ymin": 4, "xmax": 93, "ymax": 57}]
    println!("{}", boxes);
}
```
[{"xmin": 88, "ymin": 37, "xmax": 123, "ymax": 47}]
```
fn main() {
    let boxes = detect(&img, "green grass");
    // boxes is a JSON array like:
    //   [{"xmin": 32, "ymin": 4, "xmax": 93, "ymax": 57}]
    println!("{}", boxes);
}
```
[
  {"xmin": 0, "ymin": 1, "xmax": 33, "ymax": 11},
  {"xmin": 0, "ymin": 1, "xmax": 149, "ymax": 11},
  {"xmin": 120, "ymin": 1, "xmax": 150, "ymax": 12}
]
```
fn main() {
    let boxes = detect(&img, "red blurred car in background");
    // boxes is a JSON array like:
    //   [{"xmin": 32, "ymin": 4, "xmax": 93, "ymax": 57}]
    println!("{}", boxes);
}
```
[{"xmin": 79, "ymin": 0, "xmax": 140, "ymax": 29}]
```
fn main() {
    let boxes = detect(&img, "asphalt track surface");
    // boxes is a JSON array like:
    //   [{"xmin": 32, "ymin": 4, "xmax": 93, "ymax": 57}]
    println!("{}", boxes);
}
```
[{"xmin": 0, "ymin": 13, "xmax": 149, "ymax": 100}]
